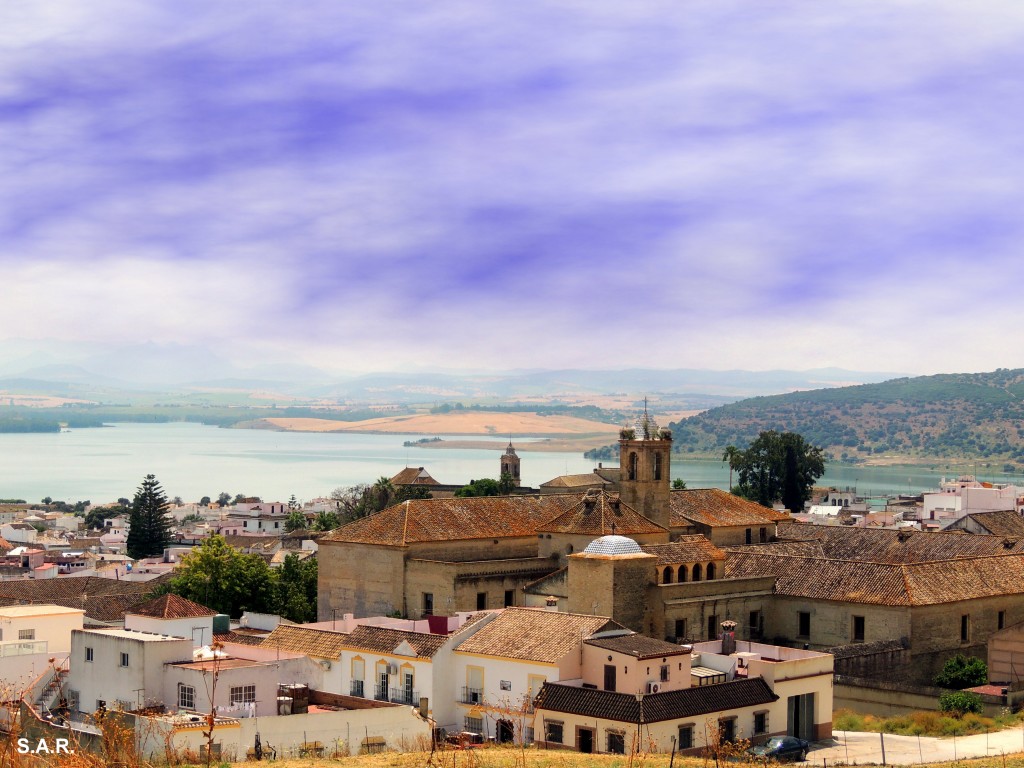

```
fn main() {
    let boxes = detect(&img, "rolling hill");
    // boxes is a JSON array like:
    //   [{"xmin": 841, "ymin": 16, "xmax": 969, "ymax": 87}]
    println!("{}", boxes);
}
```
[{"xmin": 662, "ymin": 368, "xmax": 1024, "ymax": 466}]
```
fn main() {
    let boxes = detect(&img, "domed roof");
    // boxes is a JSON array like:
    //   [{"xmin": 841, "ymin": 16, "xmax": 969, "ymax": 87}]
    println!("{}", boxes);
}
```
[{"xmin": 582, "ymin": 535, "xmax": 643, "ymax": 556}]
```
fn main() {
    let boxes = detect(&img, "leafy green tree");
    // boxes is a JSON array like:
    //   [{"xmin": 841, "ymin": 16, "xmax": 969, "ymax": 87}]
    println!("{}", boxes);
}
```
[
  {"xmin": 454, "ymin": 478, "xmax": 502, "ymax": 497},
  {"xmin": 181, "ymin": 512, "xmax": 204, "ymax": 525},
  {"xmin": 288, "ymin": 494, "xmax": 299, "ymax": 510},
  {"xmin": 394, "ymin": 485, "xmax": 433, "ymax": 503},
  {"xmin": 166, "ymin": 535, "xmax": 275, "ymax": 617},
  {"xmin": 934, "ymin": 654, "xmax": 988, "ymax": 689},
  {"xmin": 275, "ymin": 554, "xmax": 318, "ymax": 622},
  {"xmin": 312, "ymin": 510, "xmax": 340, "ymax": 531},
  {"xmin": 85, "ymin": 504, "xmax": 127, "ymax": 530},
  {"xmin": 733, "ymin": 431, "xmax": 825, "ymax": 513},
  {"xmin": 171, "ymin": 496, "xmax": 183, "ymax": 506},
  {"xmin": 497, "ymin": 471, "xmax": 515, "ymax": 495},
  {"xmin": 41, "ymin": 496, "xmax": 52, "ymax": 506},
  {"xmin": 199, "ymin": 496, "xmax": 211, "ymax": 506},
  {"xmin": 216, "ymin": 492, "xmax": 232, "ymax": 507},
  {"xmin": 284, "ymin": 509, "xmax": 307, "ymax": 532},
  {"xmin": 232, "ymin": 493, "xmax": 248, "ymax": 504},
  {"xmin": 126, "ymin": 474, "xmax": 173, "ymax": 560},
  {"xmin": 672, "ymin": 478, "xmax": 687, "ymax": 490},
  {"xmin": 939, "ymin": 690, "xmax": 983, "ymax": 716}
]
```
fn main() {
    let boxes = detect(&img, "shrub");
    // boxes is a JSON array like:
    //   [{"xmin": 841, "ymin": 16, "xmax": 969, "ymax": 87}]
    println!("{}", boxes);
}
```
[
  {"xmin": 934, "ymin": 654, "xmax": 988, "ymax": 689},
  {"xmin": 939, "ymin": 690, "xmax": 984, "ymax": 717}
]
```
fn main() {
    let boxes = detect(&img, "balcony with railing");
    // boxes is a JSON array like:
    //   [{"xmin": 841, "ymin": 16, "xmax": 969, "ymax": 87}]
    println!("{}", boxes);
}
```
[
  {"xmin": 460, "ymin": 686, "xmax": 484, "ymax": 705},
  {"xmin": 350, "ymin": 680, "xmax": 364, "ymax": 698},
  {"xmin": 389, "ymin": 687, "xmax": 420, "ymax": 705},
  {"xmin": 374, "ymin": 684, "xmax": 389, "ymax": 702}
]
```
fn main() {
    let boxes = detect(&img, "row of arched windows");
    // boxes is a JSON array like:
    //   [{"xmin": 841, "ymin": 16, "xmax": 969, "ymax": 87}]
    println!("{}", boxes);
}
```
[{"xmin": 660, "ymin": 562, "xmax": 718, "ymax": 584}]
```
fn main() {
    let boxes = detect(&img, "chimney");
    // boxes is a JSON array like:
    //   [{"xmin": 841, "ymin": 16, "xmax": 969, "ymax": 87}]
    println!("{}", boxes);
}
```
[
  {"xmin": 545, "ymin": 596, "xmax": 558, "ymax": 612},
  {"xmin": 720, "ymin": 619, "xmax": 737, "ymax": 655}
]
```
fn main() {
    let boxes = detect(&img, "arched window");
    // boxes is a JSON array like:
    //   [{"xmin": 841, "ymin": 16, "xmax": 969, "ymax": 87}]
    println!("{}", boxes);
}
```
[
  {"xmin": 692, "ymin": 563, "xmax": 702, "ymax": 582},
  {"xmin": 653, "ymin": 452, "xmax": 662, "ymax": 481},
  {"xmin": 628, "ymin": 453, "xmax": 638, "ymax": 481},
  {"xmin": 662, "ymin": 566, "xmax": 673, "ymax": 584},
  {"xmin": 679, "ymin": 565, "xmax": 688, "ymax": 583},
  {"xmin": 706, "ymin": 562, "xmax": 716, "ymax": 580}
]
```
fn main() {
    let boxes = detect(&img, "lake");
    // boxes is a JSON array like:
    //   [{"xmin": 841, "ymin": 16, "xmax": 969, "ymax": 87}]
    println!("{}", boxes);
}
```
[{"xmin": 0, "ymin": 422, "xmax": 1012, "ymax": 504}]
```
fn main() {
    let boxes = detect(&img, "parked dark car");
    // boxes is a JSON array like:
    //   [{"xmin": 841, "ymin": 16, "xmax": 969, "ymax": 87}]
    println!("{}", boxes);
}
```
[{"xmin": 749, "ymin": 736, "xmax": 810, "ymax": 762}]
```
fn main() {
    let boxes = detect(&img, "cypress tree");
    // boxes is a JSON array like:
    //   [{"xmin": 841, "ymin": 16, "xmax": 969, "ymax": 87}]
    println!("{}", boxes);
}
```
[{"xmin": 126, "ymin": 474, "xmax": 173, "ymax": 559}]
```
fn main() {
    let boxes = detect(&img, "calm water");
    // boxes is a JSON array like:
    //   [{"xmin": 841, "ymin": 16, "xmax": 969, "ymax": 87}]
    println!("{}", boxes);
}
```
[{"xmin": 0, "ymin": 422, "xmax": 1013, "ymax": 504}]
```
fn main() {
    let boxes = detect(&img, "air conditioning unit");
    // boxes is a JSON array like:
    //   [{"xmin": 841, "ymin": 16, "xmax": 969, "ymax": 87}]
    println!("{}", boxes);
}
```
[
  {"xmin": 388, "ymin": 663, "xmax": 399, "ymax": 675},
  {"xmin": 646, "ymin": 683, "xmax": 660, "ymax": 694}
]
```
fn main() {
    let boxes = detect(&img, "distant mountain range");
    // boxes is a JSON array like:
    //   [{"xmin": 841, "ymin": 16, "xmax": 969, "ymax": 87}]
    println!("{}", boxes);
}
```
[
  {"xmin": 665, "ymin": 368, "xmax": 1024, "ymax": 466},
  {"xmin": 0, "ymin": 339, "xmax": 900, "ymax": 404}
]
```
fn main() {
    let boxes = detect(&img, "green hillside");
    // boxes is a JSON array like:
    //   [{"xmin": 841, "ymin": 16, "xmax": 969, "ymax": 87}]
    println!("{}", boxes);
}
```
[{"xmin": 664, "ymin": 368, "xmax": 1024, "ymax": 465}]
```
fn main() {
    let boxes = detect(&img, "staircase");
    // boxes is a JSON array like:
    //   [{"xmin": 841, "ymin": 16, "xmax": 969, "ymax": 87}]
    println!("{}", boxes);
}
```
[{"xmin": 33, "ymin": 666, "xmax": 68, "ymax": 715}]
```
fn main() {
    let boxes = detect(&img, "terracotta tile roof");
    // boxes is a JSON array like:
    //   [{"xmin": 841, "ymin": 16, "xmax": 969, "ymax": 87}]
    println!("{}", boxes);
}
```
[
  {"xmin": 727, "ymin": 550, "xmax": 1024, "ymax": 606},
  {"xmin": 455, "ymin": 607, "xmax": 620, "ymax": 663},
  {"xmin": 321, "ymin": 495, "xmax": 579, "ymax": 546},
  {"xmin": 341, "ymin": 624, "xmax": 449, "ymax": 658},
  {"xmin": 539, "ymin": 473, "xmax": 613, "ymax": 489},
  {"xmin": 670, "ymin": 489, "xmax": 789, "ymax": 528},
  {"xmin": 642, "ymin": 536, "xmax": 725, "ymax": 565},
  {"xmin": 217, "ymin": 629, "xmax": 269, "ymax": 646},
  {"xmin": 263, "ymin": 624, "xmax": 350, "ymax": 659},
  {"xmin": 223, "ymin": 535, "xmax": 281, "ymax": 551},
  {"xmin": 0, "ymin": 572, "xmax": 175, "ymax": 622},
  {"xmin": 390, "ymin": 467, "xmax": 440, "ymax": 486},
  {"xmin": 535, "ymin": 678, "xmax": 778, "ymax": 724},
  {"xmin": 585, "ymin": 633, "xmax": 689, "ymax": 659},
  {"xmin": 537, "ymin": 492, "xmax": 666, "ymax": 536},
  {"xmin": 127, "ymin": 593, "xmax": 216, "ymax": 619},
  {"xmin": 959, "ymin": 510, "xmax": 1024, "ymax": 537},
  {"xmin": 775, "ymin": 525, "xmax": 1024, "ymax": 563}
]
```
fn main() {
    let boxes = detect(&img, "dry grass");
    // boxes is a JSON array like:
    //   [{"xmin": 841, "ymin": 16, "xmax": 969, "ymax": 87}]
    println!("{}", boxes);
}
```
[{"xmin": 259, "ymin": 412, "xmax": 621, "ymax": 438}]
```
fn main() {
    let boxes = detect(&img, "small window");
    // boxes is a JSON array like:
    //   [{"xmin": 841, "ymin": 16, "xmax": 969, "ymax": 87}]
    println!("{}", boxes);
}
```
[
  {"xmin": 706, "ymin": 562, "xmax": 716, "ymax": 580},
  {"xmin": 798, "ymin": 611, "xmax": 811, "ymax": 638},
  {"xmin": 853, "ymin": 615, "xmax": 865, "ymax": 642},
  {"xmin": 477, "ymin": 592, "xmax": 487, "ymax": 610},
  {"xmin": 961, "ymin": 615, "xmax": 970, "ymax": 643},
  {"xmin": 464, "ymin": 716, "xmax": 484, "ymax": 735},
  {"xmin": 999, "ymin": 611, "xmax": 1006, "ymax": 630},
  {"xmin": 179, "ymin": 685, "xmax": 195, "ymax": 710},
  {"xmin": 692, "ymin": 563, "xmax": 702, "ymax": 582},
  {"xmin": 423, "ymin": 592, "xmax": 434, "ymax": 615},
  {"xmin": 607, "ymin": 732, "xmax": 625, "ymax": 754},
  {"xmin": 759, "ymin": 527, "xmax": 768, "ymax": 542},
  {"xmin": 754, "ymin": 712, "xmax": 768, "ymax": 734},
  {"xmin": 745, "ymin": 528, "xmax": 752, "ymax": 544},
  {"xmin": 749, "ymin": 610, "xmax": 761, "ymax": 638},
  {"xmin": 545, "ymin": 721, "xmax": 564, "ymax": 744},
  {"xmin": 504, "ymin": 589, "xmax": 514, "ymax": 608},
  {"xmin": 663, "ymin": 566, "xmax": 674, "ymax": 584},
  {"xmin": 674, "ymin": 618, "xmax": 687, "ymax": 641},
  {"xmin": 707, "ymin": 614, "xmax": 718, "ymax": 641},
  {"xmin": 678, "ymin": 725, "xmax": 693, "ymax": 750},
  {"xmin": 119, "ymin": 652, "xmax": 129, "ymax": 667},
  {"xmin": 653, "ymin": 451, "xmax": 662, "ymax": 481},
  {"xmin": 660, "ymin": 664, "xmax": 670, "ymax": 682},
  {"xmin": 720, "ymin": 718, "xmax": 736, "ymax": 743},
  {"xmin": 85, "ymin": 647, "xmax": 94, "ymax": 662},
  {"xmin": 230, "ymin": 685, "xmax": 256, "ymax": 704},
  {"xmin": 18, "ymin": 629, "xmax": 35, "ymax": 640}
]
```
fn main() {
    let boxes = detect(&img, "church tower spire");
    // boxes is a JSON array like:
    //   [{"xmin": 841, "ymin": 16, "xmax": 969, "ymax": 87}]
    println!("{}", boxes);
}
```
[{"xmin": 501, "ymin": 437, "xmax": 521, "ymax": 487}]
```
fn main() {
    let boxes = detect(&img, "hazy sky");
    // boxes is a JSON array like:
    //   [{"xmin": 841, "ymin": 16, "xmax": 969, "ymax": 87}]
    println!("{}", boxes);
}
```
[{"xmin": 3, "ymin": 2, "xmax": 1024, "ymax": 376}]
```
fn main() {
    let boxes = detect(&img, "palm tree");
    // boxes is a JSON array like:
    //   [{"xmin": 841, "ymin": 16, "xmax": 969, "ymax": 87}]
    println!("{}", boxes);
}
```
[
  {"xmin": 722, "ymin": 445, "xmax": 742, "ymax": 492},
  {"xmin": 372, "ymin": 476, "xmax": 395, "ymax": 511}
]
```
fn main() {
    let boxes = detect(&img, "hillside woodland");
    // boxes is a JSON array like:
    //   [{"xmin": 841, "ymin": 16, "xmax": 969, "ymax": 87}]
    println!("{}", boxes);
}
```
[{"xmin": 665, "ymin": 368, "xmax": 1024, "ymax": 465}]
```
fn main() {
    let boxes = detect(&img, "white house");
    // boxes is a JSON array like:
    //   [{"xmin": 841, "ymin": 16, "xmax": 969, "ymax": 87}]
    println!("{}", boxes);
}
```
[
  {"xmin": 124, "ymin": 594, "xmax": 218, "ymax": 648},
  {"xmin": 68, "ymin": 628, "xmax": 194, "ymax": 714}
]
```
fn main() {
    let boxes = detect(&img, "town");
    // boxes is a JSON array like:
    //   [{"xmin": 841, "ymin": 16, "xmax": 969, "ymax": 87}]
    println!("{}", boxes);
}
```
[{"xmin": 2, "ymin": 414, "xmax": 1024, "ymax": 763}]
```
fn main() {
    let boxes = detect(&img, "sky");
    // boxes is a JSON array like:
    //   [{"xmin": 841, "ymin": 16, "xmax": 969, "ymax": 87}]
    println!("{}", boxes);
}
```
[{"xmin": 3, "ymin": 1, "xmax": 1024, "ymax": 378}]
